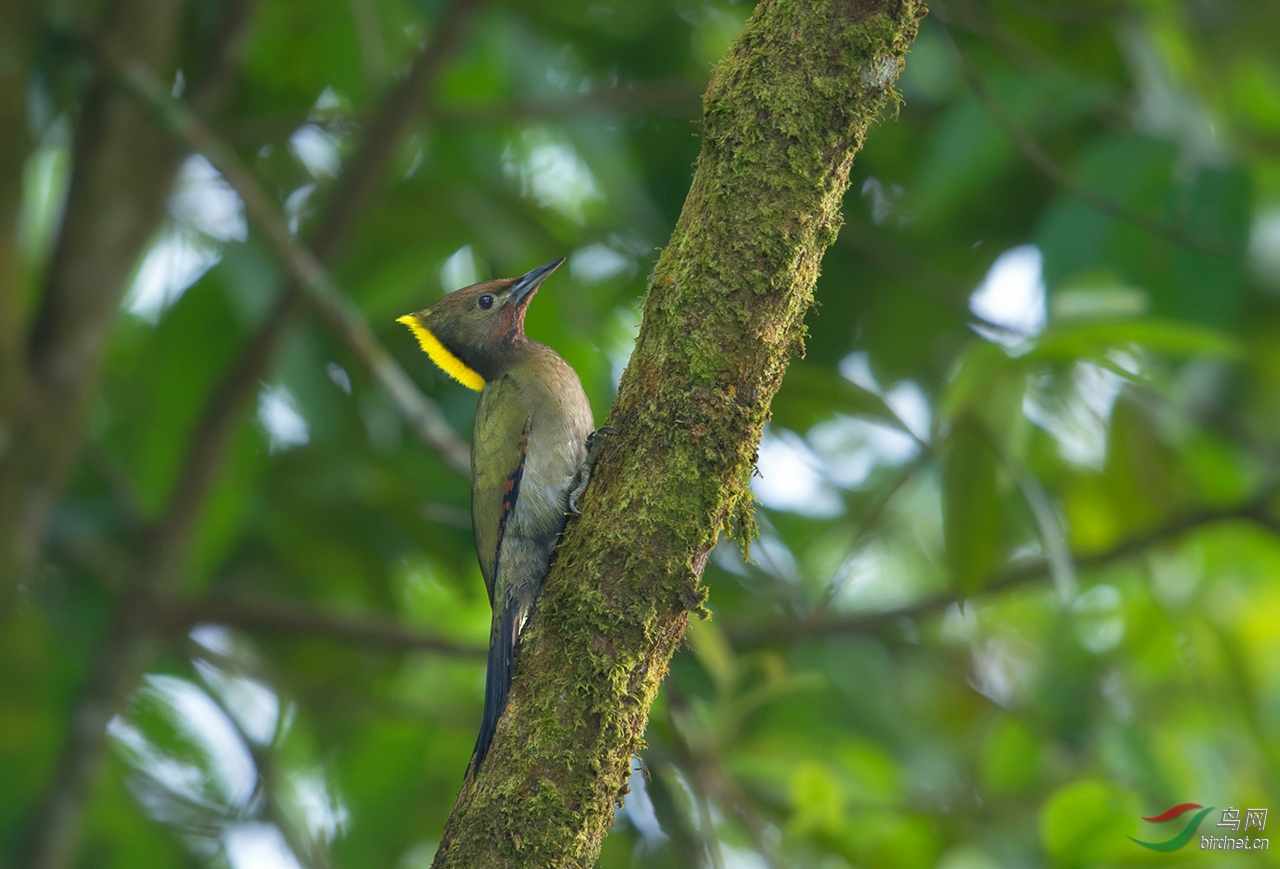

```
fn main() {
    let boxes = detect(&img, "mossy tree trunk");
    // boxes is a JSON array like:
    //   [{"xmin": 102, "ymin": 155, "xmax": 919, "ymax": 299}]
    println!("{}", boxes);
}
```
[{"xmin": 430, "ymin": 0, "xmax": 925, "ymax": 865}]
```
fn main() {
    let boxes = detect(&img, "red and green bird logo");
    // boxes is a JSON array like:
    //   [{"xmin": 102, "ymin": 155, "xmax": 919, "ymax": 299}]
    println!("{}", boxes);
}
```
[{"xmin": 1130, "ymin": 804, "xmax": 1213, "ymax": 851}]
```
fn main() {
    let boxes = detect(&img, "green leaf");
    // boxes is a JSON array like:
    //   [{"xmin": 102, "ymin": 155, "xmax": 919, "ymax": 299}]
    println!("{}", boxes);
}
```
[
  {"xmin": 941, "ymin": 341, "xmax": 1017, "ymax": 423},
  {"xmin": 981, "ymin": 718, "xmax": 1043, "ymax": 796},
  {"xmin": 837, "ymin": 738, "xmax": 901, "ymax": 806},
  {"xmin": 774, "ymin": 361, "xmax": 913, "ymax": 434},
  {"xmin": 914, "ymin": 71, "xmax": 1112, "ymax": 220},
  {"xmin": 1039, "ymin": 780, "xmax": 1140, "ymax": 865},
  {"xmin": 1103, "ymin": 397, "xmax": 1183, "ymax": 532},
  {"xmin": 836, "ymin": 810, "xmax": 941, "ymax": 869},
  {"xmin": 1037, "ymin": 134, "xmax": 1252, "ymax": 330},
  {"xmin": 942, "ymin": 417, "xmax": 1002, "ymax": 596},
  {"xmin": 684, "ymin": 618, "xmax": 735, "ymax": 692},
  {"xmin": 788, "ymin": 760, "xmax": 845, "ymax": 835},
  {"xmin": 1029, "ymin": 318, "xmax": 1241, "ymax": 362}
]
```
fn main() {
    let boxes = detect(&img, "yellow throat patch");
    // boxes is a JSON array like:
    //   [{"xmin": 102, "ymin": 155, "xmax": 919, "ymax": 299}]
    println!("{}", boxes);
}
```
[{"xmin": 396, "ymin": 315, "xmax": 485, "ymax": 391}]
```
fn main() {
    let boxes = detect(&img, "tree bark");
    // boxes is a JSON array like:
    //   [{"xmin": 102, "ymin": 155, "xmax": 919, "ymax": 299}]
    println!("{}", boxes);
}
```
[
  {"xmin": 430, "ymin": 0, "xmax": 925, "ymax": 866},
  {"xmin": 0, "ymin": 1, "xmax": 37, "ymax": 426}
]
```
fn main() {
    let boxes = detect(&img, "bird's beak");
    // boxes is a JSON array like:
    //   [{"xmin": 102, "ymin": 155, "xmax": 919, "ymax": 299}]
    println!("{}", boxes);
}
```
[{"xmin": 506, "ymin": 257, "xmax": 565, "ymax": 308}]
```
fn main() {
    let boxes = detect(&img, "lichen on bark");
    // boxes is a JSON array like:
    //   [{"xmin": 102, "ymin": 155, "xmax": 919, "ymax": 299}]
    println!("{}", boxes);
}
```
[{"xmin": 430, "ymin": 1, "xmax": 925, "ymax": 866}]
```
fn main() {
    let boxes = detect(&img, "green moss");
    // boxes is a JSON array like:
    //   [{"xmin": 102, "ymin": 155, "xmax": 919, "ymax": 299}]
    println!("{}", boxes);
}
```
[{"xmin": 430, "ymin": 1, "xmax": 926, "ymax": 866}]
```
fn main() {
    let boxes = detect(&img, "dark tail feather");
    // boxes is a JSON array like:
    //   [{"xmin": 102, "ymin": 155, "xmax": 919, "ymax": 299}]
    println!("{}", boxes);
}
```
[{"xmin": 470, "ymin": 602, "xmax": 521, "ymax": 773}]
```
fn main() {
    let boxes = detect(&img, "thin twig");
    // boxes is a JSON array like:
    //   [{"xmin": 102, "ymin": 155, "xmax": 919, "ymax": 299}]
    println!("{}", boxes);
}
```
[
  {"xmin": 21, "ymin": 10, "xmax": 483, "ymax": 868},
  {"xmin": 188, "ymin": 649, "xmax": 329, "ymax": 869},
  {"xmin": 664, "ymin": 701, "xmax": 727, "ymax": 869},
  {"xmin": 98, "ymin": 25, "xmax": 478, "ymax": 581},
  {"xmin": 191, "ymin": 0, "xmax": 261, "ymax": 115},
  {"xmin": 222, "ymin": 78, "xmax": 701, "ymax": 146},
  {"xmin": 838, "ymin": 218, "xmax": 1029, "ymax": 340},
  {"xmin": 662, "ymin": 688, "xmax": 789, "ymax": 869},
  {"xmin": 116, "ymin": 0, "xmax": 484, "ymax": 585},
  {"xmin": 18, "ymin": 601, "xmax": 166, "ymax": 869},
  {"xmin": 163, "ymin": 594, "xmax": 486, "ymax": 657},
  {"xmin": 935, "ymin": 21, "xmax": 1243, "ymax": 260},
  {"xmin": 726, "ymin": 488, "xmax": 1279, "ymax": 648},
  {"xmin": 434, "ymin": 78, "xmax": 701, "ymax": 125},
  {"xmin": 712, "ymin": 775, "xmax": 789, "ymax": 869},
  {"xmin": 819, "ymin": 448, "xmax": 933, "ymax": 610},
  {"xmin": 312, "ymin": 0, "xmax": 486, "ymax": 258},
  {"xmin": 16, "ymin": 5, "xmax": 264, "ymax": 864},
  {"xmin": 99, "ymin": 39, "xmax": 470, "ymax": 475}
]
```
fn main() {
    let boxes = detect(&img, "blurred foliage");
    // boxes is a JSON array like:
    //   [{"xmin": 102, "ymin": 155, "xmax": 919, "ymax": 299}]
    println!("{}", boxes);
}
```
[{"xmin": 4, "ymin": 0, "xmax": 1280, "ymax": 867}]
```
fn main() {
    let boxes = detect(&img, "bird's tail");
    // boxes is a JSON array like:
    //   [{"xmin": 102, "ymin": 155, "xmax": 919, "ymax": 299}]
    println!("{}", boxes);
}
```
[{"xmin": 469, "ymin": 600, "xmax": 522, "ymax": 774}]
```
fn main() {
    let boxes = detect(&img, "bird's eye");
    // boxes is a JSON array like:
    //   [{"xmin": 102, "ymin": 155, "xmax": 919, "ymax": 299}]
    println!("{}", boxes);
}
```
[{"xmin": 478, "ymin": 294, "xmax": 494, "ymax": 310}]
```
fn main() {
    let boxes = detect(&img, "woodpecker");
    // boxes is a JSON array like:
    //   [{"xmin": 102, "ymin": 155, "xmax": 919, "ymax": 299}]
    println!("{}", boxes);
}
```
[{"xmin": 398, "ymin": 258, "xmax": 611, "ymax": 772}]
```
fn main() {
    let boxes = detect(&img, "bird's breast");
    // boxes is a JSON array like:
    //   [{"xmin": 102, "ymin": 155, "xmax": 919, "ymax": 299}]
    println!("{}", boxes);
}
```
[{"xmin": 475, "ymin": 360, "xmax": 592, "ymax": 539}]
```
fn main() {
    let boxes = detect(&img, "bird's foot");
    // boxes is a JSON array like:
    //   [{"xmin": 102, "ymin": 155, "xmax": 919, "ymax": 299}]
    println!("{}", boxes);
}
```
[{"xmin": 568, "ymin": 426, "xmax": 618, "ymax": 514}]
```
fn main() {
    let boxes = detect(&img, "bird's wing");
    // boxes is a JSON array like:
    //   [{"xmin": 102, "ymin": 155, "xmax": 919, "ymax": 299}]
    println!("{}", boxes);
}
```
[{"xmin": 471, "ymin": 376, "xmax": 531, "ymax": 608}]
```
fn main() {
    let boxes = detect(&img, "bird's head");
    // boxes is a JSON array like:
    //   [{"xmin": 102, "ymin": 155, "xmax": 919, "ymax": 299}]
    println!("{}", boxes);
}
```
[{"xmin": 397, "ymin": 257, "xmax": 564, "ymax": 391}]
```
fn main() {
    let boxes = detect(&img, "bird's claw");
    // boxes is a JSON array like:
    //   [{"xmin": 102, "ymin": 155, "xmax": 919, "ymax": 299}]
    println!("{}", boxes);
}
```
[
  {"xmin": 568, "ymin": 426, "xmax": 618, "ymax": 514},
  {"xmin": 586, "ymin": 425, "xmax": 618, "ymax": 450}
]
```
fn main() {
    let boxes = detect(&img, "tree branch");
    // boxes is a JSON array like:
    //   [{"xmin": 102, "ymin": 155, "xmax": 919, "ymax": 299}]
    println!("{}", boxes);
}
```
[
  {"xmin": 661, "ymin": 687, "xmax": 789, "ymax": 869},
  {"xmin": 0, "ymin": 0, "xmax": 263, "ymax": 595},
  {"xmin": 819, "ymin": 447, "xmax": 934, "ymax": 608},
  {"xmin": 428, "ymin": 2, "xmax": 926, "ymax": 865},
  {"xmin": 223, "ymin": 79, "xmax": 702, "ymax": 146},
  {"xmin": 162, "ymin": 594, "xmax": 486, "ymax": 657},
  {"xmin": 18, "ymin": 597, "xmax": 166, "ymax": 869},
  {"xmin": 313, "ymin": 0, "xmax": 486, "ymax": 259},
  {"xmin": 0, "ymin": 0, "xmax": 36, "ymax": 428},
  {"xmin": 136, "ymin": 0, "xmax": 482, "ymax": 587},
  {"xmin": 96, "ymin": 36, "xmax": 471, "ymax": 582},
  {"xmin": 0, "ymin": 0, "xmax": 185, "ymax": 598},
  {"xmin": 838, "ymin": 216, "xmax": 1030, "ymax": 339},
  {"xmin": 724, "ymin": 488, "xmax": 1280, "ymax": 649},
  {"xmin": 14, "ymin": 0, "xmax": 266, "ymax": 862},
  {"xmin": 18, "ymin": 4, "xmax": 481, "ymax": 866},
  {"xmin": 935, "ymin": 21, "xmax": 1243, "ymax": 260},
  {"xmin": 435, "ymin": 78, "xmax": 702, "ymax": 125}
]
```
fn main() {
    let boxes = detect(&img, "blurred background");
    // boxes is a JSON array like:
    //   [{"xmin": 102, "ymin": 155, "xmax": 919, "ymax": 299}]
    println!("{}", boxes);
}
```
[{"xmin": 3, "ymin": 0, "xmax": 1280, "ymax": 866}]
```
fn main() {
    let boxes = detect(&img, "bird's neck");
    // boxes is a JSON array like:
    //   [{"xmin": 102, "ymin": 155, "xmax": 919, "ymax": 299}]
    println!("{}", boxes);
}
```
[
  {"xmin": 475, "ymin": 332, "xmax": 539, "ymax": 381},
  {"xmin": 490, "ymin": 338, "xmax": 569, "ymax": 380}
]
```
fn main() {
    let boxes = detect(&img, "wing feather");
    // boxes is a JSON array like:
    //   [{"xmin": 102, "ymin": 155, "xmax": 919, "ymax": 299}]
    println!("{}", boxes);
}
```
[
  {"xmin": 491, "ymin": 422, "xmax": 529, "ymax": 599},
  {"xmin": 471, "ymin": 376, "xmax": 531, "ymax": 606}
]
